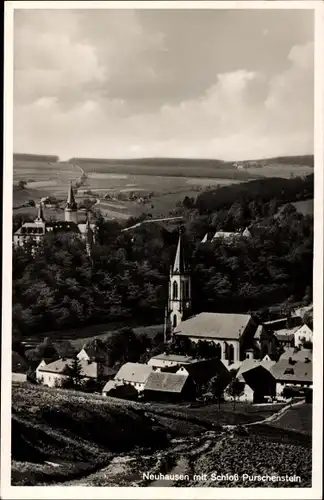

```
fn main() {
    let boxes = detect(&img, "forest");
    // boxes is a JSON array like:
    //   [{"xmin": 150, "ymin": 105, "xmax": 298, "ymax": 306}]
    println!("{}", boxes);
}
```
[{"xmin": 12, "ymin": 175, "xmax": 313, "ymax": 342}]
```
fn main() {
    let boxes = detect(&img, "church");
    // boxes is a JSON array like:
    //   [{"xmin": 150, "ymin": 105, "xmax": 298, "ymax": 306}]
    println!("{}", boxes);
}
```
[
  {"xmin": 164, "ymin": 230, "xmax": 261, "ymax": 365},
  {"xmin": 13, "ymin": 184, "xmax": 96, "ymax": 255}
]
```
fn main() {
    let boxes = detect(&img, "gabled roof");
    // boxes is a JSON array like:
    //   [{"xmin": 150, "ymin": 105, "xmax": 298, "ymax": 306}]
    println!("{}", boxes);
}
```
[
  {"xmin": 177, "ymin": 357, "xmax": 229, "ymax": 385},
  {"xmin": 294, "ymin": 324, "xmax": 313, "ymax": 337},
  {"xmin": 144, "ymin": 371, "xmax": 188, "ymax": 393},
  {"xmin": 102, "ymin": 379, "xmax": 125, "ymax": 393},
  {"xmin": 212, "ymin": 231, "xmax": 238, "ymax": 240},
  {"xmin": 270, "ymin": 358, "xmax": 312, "ymax": 384},
  {"xmin": 115, "ymin": 362, "xmax": 153, "ymax": 384},
  {"xmin": 37, "ymin": 358, "xmax": 100, "ymax": 379},
  {"xmin": 174, "ymin": 312, "xmax": 253, "ymax": 340}
]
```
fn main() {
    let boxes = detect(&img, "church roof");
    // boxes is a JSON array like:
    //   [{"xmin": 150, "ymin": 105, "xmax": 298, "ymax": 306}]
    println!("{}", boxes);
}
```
[
  {"xmin": 173, "ymin": 231, "xmax": 187, "ymax": 274},
  {"xmin": 174, "ymin": 312, "xmax": 254, "ymax": 340}
]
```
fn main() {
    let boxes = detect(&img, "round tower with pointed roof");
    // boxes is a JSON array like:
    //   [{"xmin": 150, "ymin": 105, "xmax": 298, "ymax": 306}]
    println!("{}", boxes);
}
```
[
  {"xmin": 165, "ymin": 228, "xmax": 192, "ymax": 341},
  {"xmin": 65, "ymin": 183, "xmax": 78, "ymax": 224}
]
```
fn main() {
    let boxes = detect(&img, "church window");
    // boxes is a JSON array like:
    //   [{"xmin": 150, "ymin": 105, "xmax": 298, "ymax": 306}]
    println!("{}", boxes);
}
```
[
  {"xmin": 173, "ymin": 281, "xmax": 178, "ymax": 300},
  {"xmin": 184, "ymin": 281, "xmax": 189, "ymax": 299},
  {"xmin": 215, "ymin": 343, "xmax": 222, "ymax": 358},
  {"xmin": 173, "ymin": 315, "xmax": 177, "ymax": 328},
  {"xmin": 228, "ymin": 345, "xmax": 234, "ymax": 363}
]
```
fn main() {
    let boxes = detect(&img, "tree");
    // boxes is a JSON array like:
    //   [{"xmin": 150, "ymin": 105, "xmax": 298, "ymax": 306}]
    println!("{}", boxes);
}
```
[
  {"xmin": 226, "ymin": 377, "xmax": 245, "ymax": 409},
  {"xmin": 207, "ymin": 373, "xmax": 225, "ymax": 409},
  {"xmin": 63, "ymin": 358, "xmax": 83, "ymax": 387},
  {"xmin": 18, "ymin": 180, "xmax": 27, "ymax": 190}
]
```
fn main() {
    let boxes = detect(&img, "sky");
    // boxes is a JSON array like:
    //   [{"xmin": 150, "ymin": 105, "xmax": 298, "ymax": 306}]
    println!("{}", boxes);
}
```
[{"xmin": 13, "ymin": 8, "xmax": 314, "ymax": 161}]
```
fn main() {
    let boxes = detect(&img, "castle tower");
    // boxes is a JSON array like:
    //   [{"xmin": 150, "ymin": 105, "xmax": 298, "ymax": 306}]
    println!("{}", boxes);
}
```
[
  {"xmin": 34, "ymin": 201, "xmax": 45, "ymax": 223},
  {"xmin": 165, "ymin": 229, "xmax": 192, "ymax": 342},
  {"xmin": 65, "ymin": 183, "xmax": 78, "ymax": 223},
  {"xmin": 85, "ymin": 212, "xmax": 94, "ymax": 258}
]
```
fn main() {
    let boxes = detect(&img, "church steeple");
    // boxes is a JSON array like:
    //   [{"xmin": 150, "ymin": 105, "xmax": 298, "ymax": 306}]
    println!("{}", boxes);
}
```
[
  {"xmin": 172, "ymin": 228, "xmax": 187, "ymax": 274},
  {"xmin": 65, "ymin": 183, "xmax": 78, "ymax": 223},
  {"xmin": 164, "ymin": 228, "xmax": 192, "ymax": 342},
  {"xmin": 35, "ymin": 200, "xmax": 45, "ymax": 223}
]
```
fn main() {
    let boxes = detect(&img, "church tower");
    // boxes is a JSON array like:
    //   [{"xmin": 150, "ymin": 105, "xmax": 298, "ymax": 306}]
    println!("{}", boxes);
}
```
[
  {"xmin": 164, "ymin": 229, "xmax": 192, "ymax": 342},
  {"xmin": 65, "ymin": 183, "xmax": 78, "ymax": 224}
]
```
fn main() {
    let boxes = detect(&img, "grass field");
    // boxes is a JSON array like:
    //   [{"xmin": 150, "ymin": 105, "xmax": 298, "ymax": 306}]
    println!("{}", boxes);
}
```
[
  {"xmin": 269, "ymin": 403, "xmax": 312, "ymax": 435},
  {"xmin": 12, "ymin": 384, "xmax": 311, "ymax": 486}
]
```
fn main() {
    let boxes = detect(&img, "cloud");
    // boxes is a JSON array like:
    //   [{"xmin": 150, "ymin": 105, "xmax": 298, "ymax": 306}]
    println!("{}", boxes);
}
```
[{"xmin": 13, "ymin": 10, "xmax": 314, "ymax": 160}]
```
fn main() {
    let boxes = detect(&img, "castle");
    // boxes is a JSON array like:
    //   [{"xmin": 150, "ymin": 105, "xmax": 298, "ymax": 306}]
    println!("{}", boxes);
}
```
[{"xmin": 13, "ymin": 184, "xmax": 96, "ymax": 255}]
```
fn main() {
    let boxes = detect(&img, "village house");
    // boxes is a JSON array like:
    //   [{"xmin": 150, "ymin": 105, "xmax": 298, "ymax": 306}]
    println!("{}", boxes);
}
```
[
  {"xmin": 226, "ymin": 357, "xmax": 276, "ymax": 403},
  {"xmin": 147, "ymin": 353, "xmax": 197, "ymax": 371},
  {"xmin": 294, "ymin": 324, "xmax": 313, "ymax": 347},
  {"xmin": 77, "ymin": 343, "xmax": 109, "ymax": 363},
  {"xmin": 35, "ymin": 358, "xmax": 113, "ymax": 387},
  {"xmin": 143, "ymin": 371, "xmax": 195, "ymax": 402},
  {"xmin": 201, "ymin": 228, "xmax": 252, "ymax": 244},
  {"xmin": 270, "ymin": 355, "xmax": 312, "ymax": 395},
  {"xmin": 113, "ymin": 362, "xmax": 153, "ymax": 393},
  {"xmin": 175, "ymin": 357, "xmax": 230, "ymax": 389}
]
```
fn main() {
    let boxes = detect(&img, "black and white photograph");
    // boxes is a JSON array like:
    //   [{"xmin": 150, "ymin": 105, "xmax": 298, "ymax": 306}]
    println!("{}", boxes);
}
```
[{"xmin": 1, "ymin": 1, "xmax": 323, "ymax": 498}]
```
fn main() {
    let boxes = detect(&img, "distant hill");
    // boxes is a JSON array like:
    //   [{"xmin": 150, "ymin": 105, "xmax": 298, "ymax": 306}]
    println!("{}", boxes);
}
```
[
  {"xmin": 70, "ymin": 155, "xmax": 314, "ymax": 168},
  {"xmin": 14, "ymin": 153, "xmax": 59, "ymax": 163},
  {"xmin": 239, "ymin": 155, "xmax": 314, "ymax": 168}
]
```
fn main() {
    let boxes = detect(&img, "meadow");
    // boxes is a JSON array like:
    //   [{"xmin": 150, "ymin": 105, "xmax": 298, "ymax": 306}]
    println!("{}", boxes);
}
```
[{"xmin": 13, "ymin": 155, "xmax": 314, "ymax": 221}]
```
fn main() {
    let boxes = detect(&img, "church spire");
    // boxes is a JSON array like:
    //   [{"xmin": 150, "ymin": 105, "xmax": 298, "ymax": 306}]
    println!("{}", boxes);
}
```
[{"xmin": 172, "ymin": 228, "xmax": 187, "ymax": 274}]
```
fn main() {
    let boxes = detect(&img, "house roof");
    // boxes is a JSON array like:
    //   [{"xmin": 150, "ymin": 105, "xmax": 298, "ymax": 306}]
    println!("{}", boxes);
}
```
[
  {"xmin": 177, "ymin": 358, "xmax": 229, "ymax": 385},
  {"xmin": 144, "ymin": 371, "xmax": 188, "ymax": 393},
  {"xmin": 102, "ymin": 379, "xmax": 124, "ymax": 393},
  {"xmin": 149, "ymin": 354, "xmax": 195, "ymax": 364},
  {"xmin": 79, "ymin": 345, "xmax": 107, "ymax": 361},
  {"xmin": 174, "ymin": 312, "xmax": 253, "ymax": 340},
  {"xmin": 275, "ymin": 332, "xmax": 295, "ymax": 342},
  {"xmin": 38, "ymin": 358, "xmax": 100, "ymax": 378},
  {"xmin": 270, "ymin": 358, "xmax": 312, "ymax": 384},
  {"xmin": 115, "ymin": 362, "xmax": 153, "ymax": 384},
  {"xmin": 212, "ymin": 231, "xmax": 239, "ymax": 240},
  {"xmin": 279, "ymin": 347, "xmax": 313, "ymax": 362}
]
